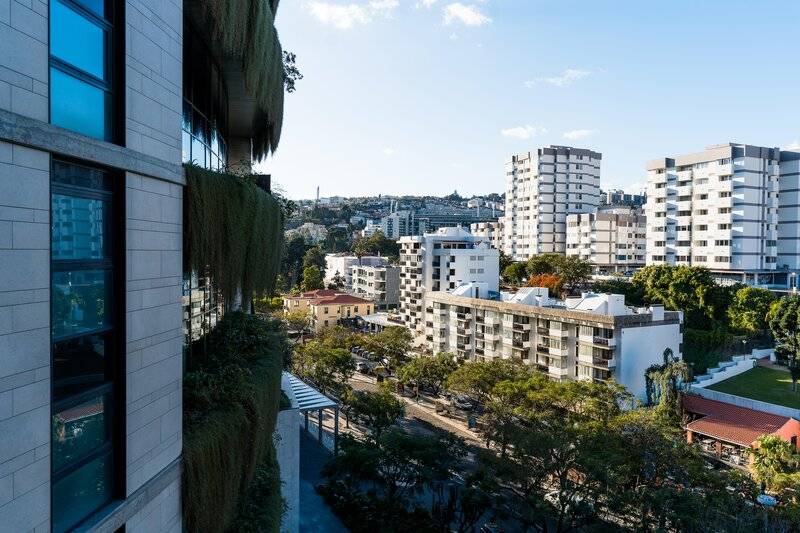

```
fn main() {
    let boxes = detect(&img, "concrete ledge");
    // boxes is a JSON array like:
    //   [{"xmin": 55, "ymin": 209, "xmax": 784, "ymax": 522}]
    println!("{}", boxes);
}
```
[
  {"xmin": 75, "ymin": 457, "xmax": 182, "ymax": 533},
  {"xmin": 0, "ymin": 109, "xmax": 184, "ymax": 185}
]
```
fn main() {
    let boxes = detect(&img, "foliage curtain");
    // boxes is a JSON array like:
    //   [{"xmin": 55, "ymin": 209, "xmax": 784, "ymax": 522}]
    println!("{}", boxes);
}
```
[
  {"xmin": 198, "ymin": 0, "xmax": 284, "ymax": 158},
  {"xmin": 184, "ymin": 164, "xmax": 284, "ymax": 302}
]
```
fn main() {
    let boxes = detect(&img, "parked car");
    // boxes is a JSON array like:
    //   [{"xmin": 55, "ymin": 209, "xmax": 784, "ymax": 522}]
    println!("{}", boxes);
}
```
[
  {"xmin": 356, "ymin": 361, "xmax": 370, "ymax": 374},
  {"xmin": 452, "ymin": 396, "xmax": 473, "ymax": 411}
]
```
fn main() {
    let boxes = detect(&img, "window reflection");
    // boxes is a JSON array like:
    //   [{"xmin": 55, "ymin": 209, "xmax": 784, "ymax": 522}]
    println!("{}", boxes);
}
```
[
  {"xmin": 52, "ymin": 194, "xmax": 108, "ymax": 261},
  {"xmin": 52, "ymin": 453, "xmax": 113, "ymax": 533},
  {"xmin": 52, "ymin": 395, "xmax": 109, "ymax": 472},
  {"xmin": 50, "ymin": 68, "xmax": 110, "ymax": 141},
  {"xmin": 53, "ymin": 333, "xmax": 111, "ymax": 399},
  {"xmin": 50, "ymin": 0, "xmax": 106, "ymax": 80},
  {"xmin": 52, "ymin": 269, "xmax": 110, "ymax": 340}
]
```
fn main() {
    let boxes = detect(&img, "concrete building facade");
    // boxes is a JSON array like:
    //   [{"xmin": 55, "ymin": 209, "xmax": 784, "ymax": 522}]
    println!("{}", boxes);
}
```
[
  {"xmin": 469, "ymin": 220, "xmax": 504, "ymax": 251},
  {"xmin": 398, "ymin": 226, "xmax": 499, "ymax": 334},
  {"xmin": 503, "ymin": 146, "xmax": 602, "ymax": 260},
  {"xmin": 350, "ymin": 264, "xmax": 401, "ymax": 310},
  {"xmin": 566, "ymin": 206, "xmax": 646, "ymax": 273},
  {"xmin": 425, "ymin": 289, "xmax": 683, "ymax": 402},
  {"xmin": 324, "ymin": 253, "xmax": 389, "ymax": 289},
  {"xmin": 645, "ymin": 144, "xmax": 786, "ymax": 285}
]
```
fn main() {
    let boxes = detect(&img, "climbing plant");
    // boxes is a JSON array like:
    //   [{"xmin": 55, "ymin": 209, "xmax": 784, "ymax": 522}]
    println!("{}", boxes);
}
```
[
  {"xmin": 644, "ymin": 348, "xmax": 690, "ymax": 419},
  {"xmin": 184, "ymin": 164, "xmax": 284, "ymax": 304}
]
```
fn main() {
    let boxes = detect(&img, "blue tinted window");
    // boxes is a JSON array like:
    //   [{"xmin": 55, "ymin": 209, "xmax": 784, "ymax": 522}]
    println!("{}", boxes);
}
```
[
  {"xmin": 50, "ymin": 0, "xmax": 106, "ymax": 80},
  {"xmin": 52, "ymin": 269, "xmax": 111, "ymax": 339},
  {"xmin": 53, "ymin": 333, "xmax": 112, "ymax": 399},
  {"xmin": 50, "ymin": 68, "xmax": 110, "ymax": 141},
  {"xmin": 52, "ymin": 194, "xmax": 109, "ymax": 261},
  {"xmin": 52, "ymin": 453, "xmax": 113, "ymax": 533},
  {"xmin": 52, "ymin": 394, "xmax": 110, "ymax": 472},
  {"xmin": 74, "ymin": 0, "xmax": 106, "ymax": 18}
]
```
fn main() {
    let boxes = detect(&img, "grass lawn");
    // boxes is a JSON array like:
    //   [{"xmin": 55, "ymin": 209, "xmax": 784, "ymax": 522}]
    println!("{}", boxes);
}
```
[{"xmin": 707, "ymin": 367, "xmax": 800, "ymax": 409}]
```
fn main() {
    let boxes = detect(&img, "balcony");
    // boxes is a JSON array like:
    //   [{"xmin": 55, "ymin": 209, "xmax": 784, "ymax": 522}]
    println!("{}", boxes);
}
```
[
  {"xmin": 536, "ymin": 326, "xmax": 549, "ymax": 335},
  {"xmin": 592, "ymin": 336, "xmax": 616, "ymax": 348},
  {"xmin": 456, "ymin": 312, "xmax": 473, "ymax": 321},
  {"xmin": 512, "ymin": 322, "xmax": 531, "ymax": 332},
  {"xmin": 512, "ymin": 338, "xmax": 530, "ymax": 348}
]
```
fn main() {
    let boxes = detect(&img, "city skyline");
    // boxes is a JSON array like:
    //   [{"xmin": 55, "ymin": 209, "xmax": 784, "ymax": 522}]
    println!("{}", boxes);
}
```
[{"xmin": 263, "ymin": 0, "xmax": 800, "ymax": 200}]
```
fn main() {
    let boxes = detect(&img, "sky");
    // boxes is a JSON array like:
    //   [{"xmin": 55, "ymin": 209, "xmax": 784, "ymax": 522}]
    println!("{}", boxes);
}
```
[{"xmin": 258, "ymin": 0, "xmax": 800, "ymax": 200}]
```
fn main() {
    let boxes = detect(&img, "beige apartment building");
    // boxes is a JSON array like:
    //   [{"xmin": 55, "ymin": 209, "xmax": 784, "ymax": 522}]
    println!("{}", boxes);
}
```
[
  {"xmin": 283, "ymin": 289, "xmax": 373, "ymax": 332},
  {"xmin": 566, "ymin": 206, "xmax": 646, "ymax": 273},
  {"xmin": 350, "ymin": 264, "xmax": 401, "ymax": 310},
  {"xmin": 424, "ymin": 288, "xmax": 682, "ymax": 401},
  {"xmin": 470, "ymin": 220, "xmax": 504, "ymax": 250}
]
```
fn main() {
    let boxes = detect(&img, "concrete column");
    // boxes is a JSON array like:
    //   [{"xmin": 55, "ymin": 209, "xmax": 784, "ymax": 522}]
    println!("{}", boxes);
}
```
[
  {"xmin": 227, "ymin": 137, "xmax": 252, "ymax": 174},
  {"xmin": 686, "ymin": 430, "xmax": 693, "ymax": 444}
]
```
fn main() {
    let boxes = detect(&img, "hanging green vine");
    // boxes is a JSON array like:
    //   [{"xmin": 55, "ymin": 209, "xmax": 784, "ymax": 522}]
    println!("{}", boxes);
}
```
[{"xmin": 184, "ymin": 164, "xmax": 284, "ymax": 302}]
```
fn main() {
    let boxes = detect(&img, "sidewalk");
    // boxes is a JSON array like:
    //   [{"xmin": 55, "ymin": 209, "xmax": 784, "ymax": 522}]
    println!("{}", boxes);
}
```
[{"xmin": 299, "ymin": 430, "xmax": 348, "ymax": 533}]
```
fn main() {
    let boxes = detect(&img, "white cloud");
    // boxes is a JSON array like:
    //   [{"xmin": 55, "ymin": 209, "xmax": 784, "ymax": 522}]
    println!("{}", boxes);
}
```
[
  {"xmin": 449, "ymin": 32, "xmax": 459, "ymax": 40},
  {"xmin": 305, "ymin": 1, "xmax": 398, "ymax": 29},
  {"xmin": 524, "ymin": 68, "xmax": 591, "ymax": 88},
  {"xmin": 416, "ymin": 0, "xmax": 439, "ymax": 8},
  {"xmin": 501, "ymin": 125, "xmax": 548, "ymax": 140},
  {"xmin": 784, "ymin": 140, "xmax": 800, "ymax": 151},
  {"xmin": 382, "ymin": 147, "xmax": 397, "ymax": 156},
  {"xmin": 443, "ymin": 3, "xmax": 491, "ymax": 26},
  {"xmin": 562, "ymin": 129, "xmax": 595, "ymax": 140}
]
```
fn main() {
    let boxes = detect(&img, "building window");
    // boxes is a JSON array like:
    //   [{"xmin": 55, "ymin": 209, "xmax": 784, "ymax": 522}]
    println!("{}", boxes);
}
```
[
  {"xmin": 51, "ymin": 160, "xmax": 123, "ymax": 532},
  {"xmin": 49, "ymin": 0, "xmax": 117, "ymax": 141}
]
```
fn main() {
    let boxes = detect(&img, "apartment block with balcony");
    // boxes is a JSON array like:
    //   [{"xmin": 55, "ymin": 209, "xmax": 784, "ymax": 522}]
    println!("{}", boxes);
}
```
[
  {"xmin": 350, "ymin": 264, "xmax": 401, "ymax": 310},
  {"xmin": 469, "ymin": 219, "xmax": 504, "ymax": 250},
  {"xmin": 503, "ymin": 146, "xmax": 602, "ymax": 261},
  {"xmin": 399, "ymin": 226, "xmax": 499, "ymax": 334},
  {"xmin": 566, "ymin": 206, "xmax": 646, "ymax": 273},
  {"xmin": 324, "ymin": 253, "xmax": 389, "ymax": 289},
  {"xmin": 644, "ymin": 143, "xmax": 799, "ymax": 286},
  {"xmin": 424, "ymin": 288, "xmax": 682, "ymax": 401}
]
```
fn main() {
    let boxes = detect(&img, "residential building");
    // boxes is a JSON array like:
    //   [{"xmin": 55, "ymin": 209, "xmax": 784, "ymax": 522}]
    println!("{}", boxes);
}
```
[
  {"xmin": 285, "ymin": 222, "xmax": 328, "ymax": 244},
  {"xmin": 399, "ymin": 226, "xmax": 500, "ymax": 333},
  {"xmin": 0, "ymin": 0, "xmax": 287, "ymax": 530},
  {"xmin": 350, "ymin": 264, "xmax": 401, "ymax": 310},
  {"xmin": 504, "ymin": 146, "xmax": 602, "ymax": 260},
  {"xmin": 600, "ymin": 188, "xmax": 646, "ymax": 208},
  {"xmin": 381, "ymin": 209, "xmax": 424, "ymax": 239},
  {"xmin": 425, "ymin": 288, "xmax": 683, "ymax": 401},
  {"xmin": 324, "ymin": 253, "xmax": 389, "ymax": 288},
  {"xmin": 566, "ymin": 206, "xmax": 646, "ymax": 273},
  {"xmin": 361, "ymin": 219, "xmax": 382, "ymax": 237},
  {"xmin": 470, "ymin": 220, "xmax": 504, "ymax": 250},
  {"xmin": 682, "ymin": 395, "xmax": 800, "ymax": 467},
  {"xmin": 645, "ymin": 143, "xmax": 798, "ymax": 286},
  {"xmin": 283, "ymin": 290, "xmax": 373, "ymax": 332}
]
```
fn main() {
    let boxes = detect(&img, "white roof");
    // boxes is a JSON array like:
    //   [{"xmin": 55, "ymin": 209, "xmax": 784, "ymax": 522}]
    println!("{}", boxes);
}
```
[{"xmin": 284, "ymin": 372, "xmax": 338, "ymax": 412}]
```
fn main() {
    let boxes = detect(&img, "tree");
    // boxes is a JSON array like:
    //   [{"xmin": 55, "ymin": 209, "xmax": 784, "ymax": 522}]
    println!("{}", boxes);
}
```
[
  {"xmin": 444, "ymin": 359, "xmax": 533, "ymax": 406},
  {"xmin": 292, "ymin": 340, "xmax": 355, "ymax": 397},
  {"xmin": 283, "ymin": 309, "xmax": 311, "ymax": 341},
  {"xmin": 282, "ymin": 50, "xmax": 303, "ymax": 93},
  {"xmin": 527, "ymin": 273, "xmax": 564, "ymax": 295},
  {"xmin": 344, "ymin": 384, "xmax": 405, "ymax": 438},
  {"xmin": 749, "ymin": 435, "xmax": 800, "ymax": 490},
  {"xmin": 300, "ymin": 265, "xmax": 324, "ymax": 291},
  {"xmin": 769, "ymin": 295, "xmax": 800, "ymax": 392},
  {"xmin": 302, "ymin": 246, "xmax": 326, "ymax": 272},
  {"xmin": 526, "ymin": 253, "xmax": 562, "ymax": 275},
  {"xmin": 281, "ymin": 234, "xmax": 310, "ymax": 289},
  {"xmin": 633, "ymin": 265, "xmax": 720, "ymax": 329},
  {"xmin": 644, "ymin": 348, "xmax": 690, "ymax": 420},
  {"xmin": 728, "ymin": 286, "xmax": 776, "ymax": 335},
  {"xmin": 397, "ymin": 353, "xmax": 457, "ymax": 396},
  {"xmin": 557, "ymin": 255, "xmax": 592, "ymax": 292},
  {"xmin": 361, "ymin": 326, "xmax": 412, "ymax": 370},
  {"xmin": 592, "ymin": 277, "xmax": 645, "ymax": 306},
  {"xmin": 502, "ymin": 262, "xmax": 528, "ymax": 285},
  {"xmin": 357, "ymin": 230, "xmax": 399, "ymax": 259},
  {"xmin": 498, "ymin": 250, "xmax": 513, "ymax": 277},
  {"xmin": 329, "ymin": 270, "xmax": 346, "ymax": 289},
  {"xmin": 324, "ymin": 226, "xmax": 350, "ymax": 252}
]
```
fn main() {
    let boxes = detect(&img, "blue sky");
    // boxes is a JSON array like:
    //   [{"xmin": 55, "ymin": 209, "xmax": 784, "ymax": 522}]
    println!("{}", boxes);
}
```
[{"xmin": 259, "ymin": 0, "xmax": 800, "ymax": 200}]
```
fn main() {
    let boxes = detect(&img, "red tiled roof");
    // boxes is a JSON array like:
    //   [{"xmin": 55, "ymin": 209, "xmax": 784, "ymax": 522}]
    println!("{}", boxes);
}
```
[
  {"xmin": 311, "ymin": 294, "xmax": 371, "ymax": 305},
  {"xmin": 682, "ymin": 394, "xmax": 797, "ymax": 447},
  {"xmin": 289, "ymin": 289, "xmax": 342, "ymax": 299}
]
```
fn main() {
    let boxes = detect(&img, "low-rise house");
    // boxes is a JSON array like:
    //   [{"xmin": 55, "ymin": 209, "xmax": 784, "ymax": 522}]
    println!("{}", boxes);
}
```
[
  {"xmin": 682, "ymin": 395, "xmax": 800, "ymax": 467},
  {"xmin": 425, "ymin": 287, "xmax": 683, "ymax": 402},
  {"xmin": 283, "ymin": 290, "xmax": 373, "ymax": 332}
]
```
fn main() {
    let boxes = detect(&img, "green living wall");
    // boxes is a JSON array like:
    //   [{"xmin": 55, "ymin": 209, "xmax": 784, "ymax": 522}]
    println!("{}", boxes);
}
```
[
  {"xmin": 182, "ymin": 313, "xmax": 287, "ymax": 532},
  {"xmin": 184, "ymin": 164, "xmax": 284, "ymax": 303}
]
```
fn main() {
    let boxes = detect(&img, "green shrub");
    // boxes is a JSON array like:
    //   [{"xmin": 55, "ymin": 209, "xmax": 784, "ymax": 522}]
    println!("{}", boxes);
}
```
[
  {"xmin": 182, "ymin": 313, "xmax": 287, "ymax": 533},
  {"xmin": 227, "ymin": 442, "xmax": 284, "ymax": 533}
]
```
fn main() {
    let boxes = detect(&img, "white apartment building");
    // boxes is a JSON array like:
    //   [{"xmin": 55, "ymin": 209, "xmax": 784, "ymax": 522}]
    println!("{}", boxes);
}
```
[
  {"xmin": 399, "ymin": 227, "xmax": 500, "ymax": 333},
  {"xmin": 644, "ymin": 143, "xmax": 798, "ymax": 286},
  {"xmin": 470, "ymin": 220, "xmax": 504, "ymax": 250},
  {"xmin": 425, "ymin": 288, "xmax": 683, "ymax": 402},
  {"xmin": 285, "ymin": 222, "xmax": 328, "ymax": 244},
  {"xmin": 350, "ymin": 264, "xmax": 401, "ymax": 310},
  {"xmin": 566, "ymin": 206, "xmax": 646, "ymax": 273},
  {"xmin": 504, "ymin": 146, "xmax": 602, "ymax": 260},
  {"xmin": 324, "ymin": 254, "xmax": 389, "ymax": 288}
]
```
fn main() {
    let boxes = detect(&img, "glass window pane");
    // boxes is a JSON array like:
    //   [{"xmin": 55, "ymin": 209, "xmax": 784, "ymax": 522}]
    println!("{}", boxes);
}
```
[
  {"xmin": 50, "ymin": 0, "xmax": 106, "ymax": 80},
  {"xmin": 191, "ymin": 136, "xmax": 205, "ymax": 168},
  {"xmin": 52, "ymin": 453, "xmax": 113, "ymax": 533},
  {"xmin": 52, "ymin": 160, "xmax": 111, "ymax": 191},
  {"xmin": 50, "ymin": 68, "xmax": 110, "ymax": 141},
  {"xmin": 52, "ymin": 269, "xmax": 111, "ymax": 339},
  {"xmin": 74, "ymin": 0, "xmax": 107, "ymax": 19},
  {"xmin": 53, "ymin": 333, "xmax": 112, "ymax": 399},
  {"xmin": 52, "ymin": 194, "xmax": 109, "ymax": 261},
  {"xmin": 52, "ymin": 394, "xmax": 110, "ymax": 472},
  {"xmin": 182, "ymin": 130, "xmax": 191, "ymax": 163}
]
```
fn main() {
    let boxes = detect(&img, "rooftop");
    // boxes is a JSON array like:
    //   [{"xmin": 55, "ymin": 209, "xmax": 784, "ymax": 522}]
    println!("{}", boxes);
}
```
[
  {"xmin": 706, "ymin": 367, "xmax": 800, "ymax": 410},
  {"xmin": 682, "ymin": 394, "xmax": 800, "ymax": 447}
]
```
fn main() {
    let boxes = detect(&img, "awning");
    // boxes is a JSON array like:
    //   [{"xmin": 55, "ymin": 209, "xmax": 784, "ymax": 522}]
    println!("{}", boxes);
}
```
[{"xmin": 284, "ymin": 372, "xmax": 337, "ymax": 412}]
